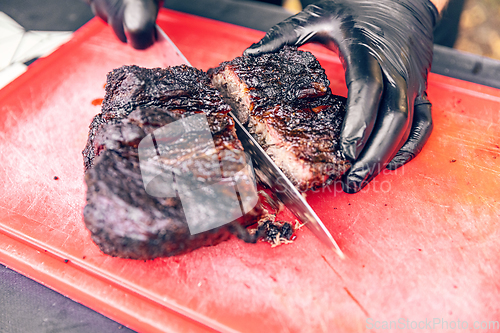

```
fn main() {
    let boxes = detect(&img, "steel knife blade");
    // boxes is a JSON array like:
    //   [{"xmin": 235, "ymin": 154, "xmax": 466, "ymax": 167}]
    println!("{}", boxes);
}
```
[
  {"xmin": 155, "ymin": 24, "xmax": 190, "ymax": 65},
  {"xmin": 155, "ymin": 24, "xmax": 345, "ymax": 259},
  {"xmin": 231, "ymin": 113, "xmax": 345, "ymax": 259}
]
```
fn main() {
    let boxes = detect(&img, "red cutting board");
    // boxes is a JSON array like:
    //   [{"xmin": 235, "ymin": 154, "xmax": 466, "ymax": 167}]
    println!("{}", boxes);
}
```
[{"xmin": 1, "ymin": 9, "xmax": 500, "ymax": 333}]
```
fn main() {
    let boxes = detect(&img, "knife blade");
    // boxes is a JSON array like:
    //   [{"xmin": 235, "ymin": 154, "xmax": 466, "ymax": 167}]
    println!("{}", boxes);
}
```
[
  {"xmin": 155, "ymin": 24, "xmax": 190, "ymax": 65},
  {"xmin": 231, "ymin": 114, "xmax": 345, "ymax": 259},
  {"xmin": 155, "ymin": 24, "xmax": 345, "ymax": 259}
]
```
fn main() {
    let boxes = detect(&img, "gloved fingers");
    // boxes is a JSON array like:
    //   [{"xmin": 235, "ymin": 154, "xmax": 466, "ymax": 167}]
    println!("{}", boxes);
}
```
[
  {"xmin": 244, "ymin": 9, "xmax": 323, "ymax": 56},
  {"xmin": 342, "ymin": 74, "xmax": 410, "ymax": 193},
  {"xmin": 340, "ymin": 44, "xmax": 384, "ymax": 162},
  {"xmin": 109, "ymin": 8, "xmax": 127, "ymax": 44},
  {"xmin": 123, "ymin": 0, "xmax": 159, "ymax": 49},
  {"xmin": 87, "ymin": 0, "xmax": 111, "ymax": 22},
  {"xmin": 386, "ymin": 93, "xmax": 433, "ymax": 170},
  {"xmin": 88, "ymin": 0, "xmax": 128, "ymax": 43},
  {"xmin": 243, "ymin": 23, "xmax": 298, "ymax": 56}
]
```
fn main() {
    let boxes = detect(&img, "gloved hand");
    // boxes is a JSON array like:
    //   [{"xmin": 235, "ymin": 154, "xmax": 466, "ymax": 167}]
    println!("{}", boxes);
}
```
[
  {"xmin": 245, "ymin": 0, "xmax": 438, "ymax": 193},
  {"xmin": 83, "ymin": 0, "xmax": 162, "ymax": 49}
]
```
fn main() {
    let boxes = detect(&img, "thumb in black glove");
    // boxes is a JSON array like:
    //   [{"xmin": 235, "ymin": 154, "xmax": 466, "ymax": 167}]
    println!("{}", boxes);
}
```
[
  {"xmin": 83, "ymin": 0, "xmax": 162, "ymax": 49},
  {"xmin": 245, "ymin": 0, "xmax": 439, "ymax": 193}
]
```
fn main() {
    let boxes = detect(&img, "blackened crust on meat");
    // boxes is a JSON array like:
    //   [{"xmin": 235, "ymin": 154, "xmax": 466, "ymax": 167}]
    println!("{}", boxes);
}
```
[
  {"xmin": 209, "ymin": 46, "xmax": 351, "ymax": 190},
  {"xmin": 83, "ymin": 65, "xmax": 259, "ymax": 259},
  {"xmin": 83, "ymin": 65, "xmax": 237, "ymax": 171},
  {"xmin": 85, "ymin": 149, "xmax": 213, "ymax": 258},
  {"xmin": 84, "ymin": 148, "xmax": 251, "ymax": 259},
  {"xmin": 208, "ymin": 46, "xmax": 331, "ymax": 123}
]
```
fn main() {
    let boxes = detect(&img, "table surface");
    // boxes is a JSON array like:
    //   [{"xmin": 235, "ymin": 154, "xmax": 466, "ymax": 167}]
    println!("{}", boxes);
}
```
[{"xmin": 1, "ymin": 4, "xmax": 500, "ymax": 333}]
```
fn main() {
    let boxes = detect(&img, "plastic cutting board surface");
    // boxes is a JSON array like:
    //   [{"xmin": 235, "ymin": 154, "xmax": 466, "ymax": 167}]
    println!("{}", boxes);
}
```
[{"xmin": 0, "ymin": 9, "xmax": 500, "ymax": 333}]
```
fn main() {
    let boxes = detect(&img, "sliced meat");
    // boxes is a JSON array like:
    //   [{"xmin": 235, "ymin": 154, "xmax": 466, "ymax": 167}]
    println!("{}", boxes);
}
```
[
  {"xmin": 83, "ymin": 65, "xmax": 259, "ymax": 259},
  {"xmin": 209, "ymin": 46, "xmax": 350, "ymax": 190},
  {"xmin": 83, "ymin": 47, "xmax": 351, "ymax": 259}
]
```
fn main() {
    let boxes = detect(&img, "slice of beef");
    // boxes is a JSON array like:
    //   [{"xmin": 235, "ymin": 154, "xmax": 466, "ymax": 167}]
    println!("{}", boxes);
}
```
[
  {"xmin": 83, "ymin": 65, "xmax": 259, "ymax": 259},
  {"xmin": 209, "ymin": 46, "xmax": 351, "ymax": 190}
]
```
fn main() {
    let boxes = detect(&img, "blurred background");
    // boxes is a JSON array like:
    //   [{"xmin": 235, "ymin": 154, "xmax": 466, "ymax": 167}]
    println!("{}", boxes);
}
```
[
  {"xmin": 454, "ymin": 0, "xmax": 500, "ymax": 60},
  {"xmin": 279, "ymin": 0, "xmax": 500, "ymax": 61}
]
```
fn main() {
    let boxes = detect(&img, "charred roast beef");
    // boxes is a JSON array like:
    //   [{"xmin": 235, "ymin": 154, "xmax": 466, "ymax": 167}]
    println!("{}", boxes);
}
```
[
  {"xmin": 209, "ymin": 46, "xmax": 350, "ymax": 190},
  {"xmin": 83, "ymin": 48, "xmax": 349, "ymax": 258},
  {"xmin": 83, "ymin": 65, "xmax": 258, "ymax": 259}
]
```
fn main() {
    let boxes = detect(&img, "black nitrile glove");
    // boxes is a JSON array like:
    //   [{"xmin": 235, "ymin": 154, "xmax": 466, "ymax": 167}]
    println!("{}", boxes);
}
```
[
  {"xmin": 245, "ymin": 0, "xmax": 438, "ymax": 193},
  {"xmin": 83, "ymin": 0, "xmax": 162, "ymax": 49}
]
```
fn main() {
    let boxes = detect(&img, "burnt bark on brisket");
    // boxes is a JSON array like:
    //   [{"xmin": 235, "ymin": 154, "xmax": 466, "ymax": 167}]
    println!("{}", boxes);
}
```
[
  {"xmin": 209, "ymin": 46, "xmax": 350, "ymax": 190},
  {"xmin": 83, "ymin": 65, "xmax": 257, "ymax": 259},
  {"xmin": 83, "ymin": 48, "xmax": 350, "ymax": 258}
]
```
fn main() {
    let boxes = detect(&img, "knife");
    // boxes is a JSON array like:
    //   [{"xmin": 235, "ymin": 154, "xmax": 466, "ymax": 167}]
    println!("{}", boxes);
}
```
[
  {"xmin": 155, "ymin": 24, "xmax": 190, "ymax": 65},
  {"xmin": 155, "ymin": 25, "xmax": 345, "ymax": 259},
  {"xmin": 231, "ymin": 115, "xmax": 345, "ymax": 259}
]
